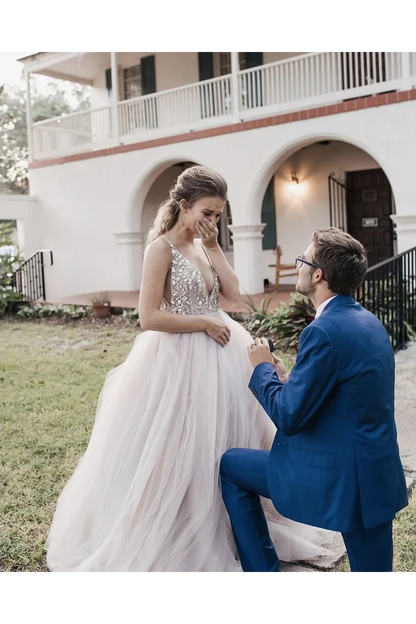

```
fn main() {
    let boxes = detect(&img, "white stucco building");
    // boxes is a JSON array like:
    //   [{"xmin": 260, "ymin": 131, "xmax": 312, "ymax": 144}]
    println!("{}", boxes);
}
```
[{"xmin": 5, "ymin": 51, "xmax": 416, "ymax": 299}]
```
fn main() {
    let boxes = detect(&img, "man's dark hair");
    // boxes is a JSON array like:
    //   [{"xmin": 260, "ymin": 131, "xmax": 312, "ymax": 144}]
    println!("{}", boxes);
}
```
[{"xmin": 312, "ymin": 227, "xmax": 368, "ymax": 295}]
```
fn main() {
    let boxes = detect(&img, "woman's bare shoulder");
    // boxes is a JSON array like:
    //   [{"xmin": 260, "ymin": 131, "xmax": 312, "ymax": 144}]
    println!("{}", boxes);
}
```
[{"xmin": 144, "ymin": 237, "xmax": 172, "ymax": 262}]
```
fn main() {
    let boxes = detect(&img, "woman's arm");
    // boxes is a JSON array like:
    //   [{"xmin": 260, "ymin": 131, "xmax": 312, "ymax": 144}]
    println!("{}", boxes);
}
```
[
  {"xmin": 197, "ymin": 218, "xmax": 240, "ymax": 303},
  {"xmin": 138, "ymin": 238, "xmax": 231, "ymax": 347}
]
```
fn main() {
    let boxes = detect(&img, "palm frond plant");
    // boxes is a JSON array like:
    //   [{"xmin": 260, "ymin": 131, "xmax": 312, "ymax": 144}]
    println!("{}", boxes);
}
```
[
  {"xmin": 243, "ymin": 292, "xmax": 280, "ymax": 333},
  {"xmin": 243, "ymin": 291, "xmax": 277, "ymax": 317},
  {"xmin": 244, "ymin": 291, "xmax": 315, "ymax": 351},
  {"xmin": 270, "ymin": 293, "xmax": 315, "ymax": 350}
]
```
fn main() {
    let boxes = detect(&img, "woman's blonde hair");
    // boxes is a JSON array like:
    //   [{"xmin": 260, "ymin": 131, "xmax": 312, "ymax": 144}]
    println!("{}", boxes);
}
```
[{"xmin": 146, "ymin": 165, "xmax": 228, "ymax": 248}]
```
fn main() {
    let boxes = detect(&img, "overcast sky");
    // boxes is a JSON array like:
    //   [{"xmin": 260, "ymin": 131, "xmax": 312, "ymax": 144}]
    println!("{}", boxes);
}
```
[
  {"xmin": 0, "ymin": 52, "xmax": 33, "ymax": 86},
  {"xmin": 0, "ymin": 52, "xmax": 75, "ymax": 97}
]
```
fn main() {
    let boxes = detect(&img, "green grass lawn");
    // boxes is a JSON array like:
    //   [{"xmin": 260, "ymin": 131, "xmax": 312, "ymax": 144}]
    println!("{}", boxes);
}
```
[
  {"xmin": 337, "ymin": 489, "xmax": 416, "ymax": 571},
  {"xmin": 0, "ymin": 320, "xmax": 415, "ymax": 572},
  {"xmin": 0, "ymin": 320, "xmax": 139, "ymax": 571}
]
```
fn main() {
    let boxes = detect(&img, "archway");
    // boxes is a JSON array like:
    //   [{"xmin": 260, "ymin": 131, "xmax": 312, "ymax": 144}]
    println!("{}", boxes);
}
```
[
  {"xmin": 126, "ymin": 158, "xmax": 235, "ymax": 289},
  {"xmin": 254, "ymin": 138, "xmax": 396, "ymax": 288}
]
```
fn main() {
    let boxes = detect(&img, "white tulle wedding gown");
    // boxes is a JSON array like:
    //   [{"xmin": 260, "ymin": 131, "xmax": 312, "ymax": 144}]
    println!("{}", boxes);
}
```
[{"xmin": 46, "ymin": 240, "xmax": 335, "ymax": 571}]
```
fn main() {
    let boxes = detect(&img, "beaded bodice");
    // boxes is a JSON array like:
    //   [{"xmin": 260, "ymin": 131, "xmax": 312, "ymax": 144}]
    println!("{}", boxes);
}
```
[{"xmin": 160, "ymin": 241, "xmax": 220, "ymax": 315}]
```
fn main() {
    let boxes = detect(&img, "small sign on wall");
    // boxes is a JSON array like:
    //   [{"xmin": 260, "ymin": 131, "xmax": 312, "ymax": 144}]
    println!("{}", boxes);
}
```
[{"xmin": 362, "ymin": 217, "xmax": 378, "ymax": 227}]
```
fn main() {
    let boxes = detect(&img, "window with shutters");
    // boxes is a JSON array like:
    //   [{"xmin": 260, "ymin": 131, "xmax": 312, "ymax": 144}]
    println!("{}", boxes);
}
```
[
  {"xmin": 218, "ymin": 53, "xmax": 247, "ymax": 75},
  {"xmin": 123, "ymin": 65, "xmax": 142, "ymax": 100}
]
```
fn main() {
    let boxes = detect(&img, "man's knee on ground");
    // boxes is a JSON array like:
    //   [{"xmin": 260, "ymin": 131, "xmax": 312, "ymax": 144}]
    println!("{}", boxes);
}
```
[{"xmin": 220, "ymin": 448, "xmax": 241, "ymax": 479}]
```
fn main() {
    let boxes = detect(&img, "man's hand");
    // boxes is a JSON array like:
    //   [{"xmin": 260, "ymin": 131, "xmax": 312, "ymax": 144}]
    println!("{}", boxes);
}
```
[
  {"xmin": 247, "ymin": 337, "xmax": 274, "ymax": 368},
  {"xmin": 247, "ymin": 338, "xmax": 290, "ymax": 382},
  {"xmin": 271, "ymin": 354, "xmax": 289, "ymax": 383}
]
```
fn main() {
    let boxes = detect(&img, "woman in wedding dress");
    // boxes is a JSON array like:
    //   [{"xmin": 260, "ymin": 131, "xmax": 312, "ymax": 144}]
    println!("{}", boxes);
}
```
[{"xmin": 46, "ymin": 166, "xmax": 334, "ymax": 571}]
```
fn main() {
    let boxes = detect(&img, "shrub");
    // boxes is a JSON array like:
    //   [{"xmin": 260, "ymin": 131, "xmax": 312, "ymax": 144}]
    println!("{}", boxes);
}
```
[
  {"xmin": 0, "ymin": 290, "xmax": 25, "ymax": 317},
  {"xmin": 122, "ymin": 309, "xmax": 140, "ymax": 326},
  {"xmin": 1, "ymin": 222, "xmax": 24, "ymax": 288},
  {"xmin": 16, "ymin": 304, "xmax": 90, "ymax": 320},
  {"xmin": 244, "ymin": 292, "xmax": 315, "ymax": 350}
]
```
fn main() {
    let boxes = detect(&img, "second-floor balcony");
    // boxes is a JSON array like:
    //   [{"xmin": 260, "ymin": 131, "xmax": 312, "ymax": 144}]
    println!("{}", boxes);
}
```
[{"xmin": 24, "ymin": 51, "xmax": 416, "ymax": 162}]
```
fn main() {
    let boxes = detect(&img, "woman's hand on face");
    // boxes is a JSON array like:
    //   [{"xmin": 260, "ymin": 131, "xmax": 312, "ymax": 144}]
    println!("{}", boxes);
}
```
[
  {"xmin": 204, "ymin": 317, "xmax": 231, "ymax": 347},
  {"xmin": 196, "ymin": 218, "xmax": 219, "ymax": 249}
]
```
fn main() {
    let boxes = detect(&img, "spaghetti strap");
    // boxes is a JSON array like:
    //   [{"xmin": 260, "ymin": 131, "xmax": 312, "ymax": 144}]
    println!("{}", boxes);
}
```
[
  {"xmin": 200, "ymin": 242, "xmax": 214, "ymax": 269},
  {"xmin": 160, "ymin": 237, "xmax": 174, "ymax": 249}
]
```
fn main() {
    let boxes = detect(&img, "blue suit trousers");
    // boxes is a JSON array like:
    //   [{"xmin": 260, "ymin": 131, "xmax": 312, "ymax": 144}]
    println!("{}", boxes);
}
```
[{"xmin": 220, "ymin": 448, "xmax": 393, "ymax": 572}]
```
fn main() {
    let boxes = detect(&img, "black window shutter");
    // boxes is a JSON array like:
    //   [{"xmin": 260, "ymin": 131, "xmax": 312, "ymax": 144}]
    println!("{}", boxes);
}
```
[
  {"xmin": 105, "ymin": 68, "xmax": 112, "ymax": 96},
  {"xmin": 198, "ymin": 53, "xmax": 214, "ymax": 81},
  {"xmin": 141, "ymin": 55, "xmax": 156, "ymax": 95},
  {"xmin": 261, "ymin": 178, "xmax": 277, "ymax": 250},
  {"xmin": 244, "ymin": 52, "xmax": 263, "ymax": 69}
]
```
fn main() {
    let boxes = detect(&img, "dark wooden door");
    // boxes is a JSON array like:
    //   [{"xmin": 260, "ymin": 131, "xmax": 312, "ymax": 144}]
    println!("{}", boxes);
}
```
[{"xmin": 346, "ymin": 169, "xmax": 393, "ymax": 266}]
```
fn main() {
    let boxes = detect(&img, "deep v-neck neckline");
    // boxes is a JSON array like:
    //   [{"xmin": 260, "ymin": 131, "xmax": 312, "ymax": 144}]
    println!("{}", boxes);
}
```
[{"xmin": 165, "ymin": 239, "xmax": 217, "ymax": 298}]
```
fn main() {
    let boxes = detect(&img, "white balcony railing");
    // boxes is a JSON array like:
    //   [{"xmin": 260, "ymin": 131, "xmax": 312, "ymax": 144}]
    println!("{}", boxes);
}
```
[
  {"xmin": 118, "ymin": 74, "xmax": 233, "ymax": 137},
  {"xmin": 31, "ymin": 52, "xmax": 415, "ymax": 161},
  {"xmin": 238, "ymin": 52, "xmax": 403, "ymax": 114},
  {"xmin": 32, "ymin": 107, "xmax": 113, "ymax": 160}
]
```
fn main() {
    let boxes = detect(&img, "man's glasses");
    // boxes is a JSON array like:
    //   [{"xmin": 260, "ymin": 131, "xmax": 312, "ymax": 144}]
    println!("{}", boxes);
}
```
[
  {"xmin": 295, "ymin": 257, "xmax": 327, "ymax": 280},
  {"xmin": 295, "ymin": 257, "xmax": 321, "ymax": 271}
]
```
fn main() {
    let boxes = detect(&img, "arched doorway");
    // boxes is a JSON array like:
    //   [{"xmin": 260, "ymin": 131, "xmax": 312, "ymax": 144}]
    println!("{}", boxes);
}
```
[
  {"xmin": 164, "ymin": 161, "xmax": 233, "ymax": 265},
  {"xmin": 140, "ymin": 161, "xmax": 234, "ymax": 264}
]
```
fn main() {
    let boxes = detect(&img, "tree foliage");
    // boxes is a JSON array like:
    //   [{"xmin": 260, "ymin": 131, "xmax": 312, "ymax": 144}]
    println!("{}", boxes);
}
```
[
  {"xmin": 0, "ymin": 79, "xmax": 90, "ymax": 194},
  {"xmin": 0, "ymin": 220, "xmax": 22, "ymax": 290}
]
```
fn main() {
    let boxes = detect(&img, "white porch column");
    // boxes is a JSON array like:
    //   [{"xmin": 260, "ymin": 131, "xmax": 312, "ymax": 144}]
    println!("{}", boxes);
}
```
[
  {"xmin": 110, "ymin": 52, "xmax": 120, "ymax": 144},
  {"xmin": 114, "ymin": 231, "xmax": 146, "ymax": 291},
  {"xmin": 390, "ymin": 215, "xmax": 416, "ymax": 254},
  {"xmin": 24, "ymin": 71, "xmax": 33, "ymax": 162},
  {"xmin": 228, "ymin": 224, "xmax": 266, "ymax": 294},
  {"xmin": 230, "ymin": 52, "xmax": 240, "ymax": 120}
]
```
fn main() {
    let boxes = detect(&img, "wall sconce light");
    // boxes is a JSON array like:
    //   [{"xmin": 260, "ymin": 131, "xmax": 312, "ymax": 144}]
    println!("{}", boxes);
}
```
[{"xmin": 289, "ymin": 171, "xmax": 302, "ymax": 195}]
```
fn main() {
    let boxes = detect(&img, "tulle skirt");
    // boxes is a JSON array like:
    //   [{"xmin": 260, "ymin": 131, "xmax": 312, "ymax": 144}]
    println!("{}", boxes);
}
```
[{"xmin": 46, "ymin": 311, "xmax": 334, "ymax": 571}]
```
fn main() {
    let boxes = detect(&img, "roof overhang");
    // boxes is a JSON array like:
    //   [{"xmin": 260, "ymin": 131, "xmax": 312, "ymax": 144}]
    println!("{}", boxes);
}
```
[{"xmin": 17, "ymin": 52, "xmax": 96, "ymax": 86}]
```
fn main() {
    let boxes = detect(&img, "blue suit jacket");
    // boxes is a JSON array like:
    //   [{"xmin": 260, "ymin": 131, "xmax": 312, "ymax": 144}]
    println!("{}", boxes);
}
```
[{"xmin": 249, "ymin": 295, "xmax": 408, "ymax": 532}]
